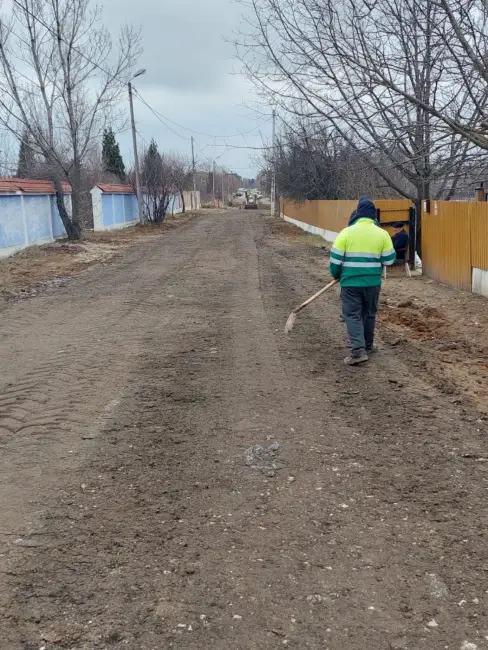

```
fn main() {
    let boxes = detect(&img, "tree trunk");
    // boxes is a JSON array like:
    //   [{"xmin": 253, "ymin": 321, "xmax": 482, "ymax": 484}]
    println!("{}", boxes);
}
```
[
  {"xmin": 70, "ymin": 161, "xmax": 85, "ymax": 240},
  {"xmin": 180, "ymin": 190, "xmax": 186, "ymax": 213},
  {"xmin": 52, "ymin": 177, "xmax": 82, "ymax": 241},
  {"xmin": 70, "ymin": 185, "xmax": 84, "ymax": 240},
  {"xmin": 414, "ymin": 197, "xmax": 422, "ymax": 258}
]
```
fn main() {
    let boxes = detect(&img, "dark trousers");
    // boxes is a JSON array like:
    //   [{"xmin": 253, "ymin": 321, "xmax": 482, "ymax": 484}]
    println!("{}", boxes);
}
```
[{"xmin": 341, "ymin": 286, "xmax": 381, "ymax": 355}]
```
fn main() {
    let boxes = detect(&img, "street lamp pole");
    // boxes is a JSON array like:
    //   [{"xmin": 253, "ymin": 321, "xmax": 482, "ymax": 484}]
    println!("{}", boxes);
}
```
[
  {"xmin": 271, "ymin": 108, "xmax": 276, "ymax": 216},
  {"xmin": 128, "ymin": 68, "xmax": 146, "ymax": 224}
]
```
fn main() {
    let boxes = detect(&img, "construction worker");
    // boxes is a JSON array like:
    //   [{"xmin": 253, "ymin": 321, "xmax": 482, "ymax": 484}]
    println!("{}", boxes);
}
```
[
  {"xmin": 338, "ymin": 209, "xmax": 362, "ymax": 324},
  {"xmin": 339, "ymin": 209, "xmax": 360, "ymax": 323},
  {"xmin": 330, "ymin": 198, "xmax": 396, "ymax": 366},
  {"xmin": 391, "ymin": 222, "xmax": 409, "ymax": 264}
]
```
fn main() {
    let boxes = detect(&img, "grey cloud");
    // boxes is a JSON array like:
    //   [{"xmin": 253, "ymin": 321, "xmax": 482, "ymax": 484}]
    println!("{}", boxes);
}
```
[
  {"xmin": 104, "ymin": 0, "xmax": 243, "ymax": 92},
  {"xmin": 103, "ymin": 0, "xmax": 269, "ymax": 175}
]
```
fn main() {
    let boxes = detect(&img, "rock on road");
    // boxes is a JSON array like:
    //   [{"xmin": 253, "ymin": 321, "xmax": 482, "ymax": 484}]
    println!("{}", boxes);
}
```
[{"xmin": 0, "ymin": 210, "xmax": 487, "ymax": 649}]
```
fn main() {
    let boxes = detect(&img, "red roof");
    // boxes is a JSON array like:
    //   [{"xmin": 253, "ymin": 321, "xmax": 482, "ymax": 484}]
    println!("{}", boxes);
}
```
[
  {"xmin": 0, "ymin": 178, "xmax": 71, "ymax": 194},
  {"xmin": 97, "ymin": 183, "xmax": 134, "ymax": 194}
]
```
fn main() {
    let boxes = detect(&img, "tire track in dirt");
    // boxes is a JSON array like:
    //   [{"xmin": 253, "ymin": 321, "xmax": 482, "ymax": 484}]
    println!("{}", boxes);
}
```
[
  {"xmin": 0, "ymin": 214, "xmax": 221, "ymax": 588},
  {"xmin": 0, "ymin": 212, "xmax": 313, "ymax": 650},
  {"xmin": 1, "ymin": 212, "xmax": 488, "ymax": 649},
  {"xmin": 254, "ymin": 215, "xmax": 488, "ymax": 649}
]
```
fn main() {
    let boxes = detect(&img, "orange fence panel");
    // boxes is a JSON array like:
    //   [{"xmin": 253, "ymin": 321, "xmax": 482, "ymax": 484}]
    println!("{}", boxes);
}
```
[
  {"xmin": 316, "ymin": 200, "xmax": 356, "ymax": 232},
  {"xmin": 470, "ymin": 203, "xmax": 488, "ymax": 272},
  {"xmin": 376, "ymin": 200, "xmax": 413, "ymax": 247},
  {"xmin": 376, "ymin": 199, "xmax": 412, "ymax": 225},
  {"xmin": 280, "ymin": 197, "xmax": 488, "ymax": 294},
  {"xmin": 282, "ymin": 198, "xmax": 412, "ymax": 235},
  {"xmin": 422, "ymin": 202, "xmax": 472, "ymax": 291},
  {"xmin": 281, "ymin": 199, "xmax": 320, "ymax": 228}
]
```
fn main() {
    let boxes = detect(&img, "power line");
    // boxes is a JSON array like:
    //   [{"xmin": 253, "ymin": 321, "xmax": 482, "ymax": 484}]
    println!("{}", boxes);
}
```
[
  {"xmin": 197, "ymin": 142, "xmax": 272, "ymax": 150},
  {"xmin": 193, "ymin": 139, "xmax": 233, "ymax": 167},
  {"xmin": 9, "ymin": 0, "xmax": 273, "ymax": 159},
  {"xmin": 136, "ymin": 130, "xmax": 149, "ymax": 147},
  {"xmin": 133, "ymin": 88, "xmax": 271, "ymax": 140},
  {"xmin": 194, "ymin": 139, "xmax": 213, "ymax": 167},
  {"xmin": 134, "ymin": 128, "xmax": 243, "ymax": 180},
  {"xmin": 133, "ymin": 91, "xmax": 191, "ymax": 142},
  {"xmin": 7, "ymin": 0, "xmax": 277, "ymax": 161}
]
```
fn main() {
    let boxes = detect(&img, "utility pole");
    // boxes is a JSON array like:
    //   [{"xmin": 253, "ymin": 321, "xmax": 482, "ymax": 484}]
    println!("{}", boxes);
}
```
[
  {"xmin": 213, "ymin": 160, "xmax": 216, "ymax": 207},
  {"xmin": 127, "ymin": 68, "xmax": 146, "ymax": 224},
  {"xmin": 191, "ymin": 136, "xmax": 197, "ymax": 210},
  {"xmin": 128, "ymin": 81, "xmax": 144, "ymax": 223},
  {"xmin": 270, "ymin": 108, "xmax": 277, "ymax": 217},
  {"xmin": 222, "ymin": 171, "xmax": 227, "ymax": 209}
]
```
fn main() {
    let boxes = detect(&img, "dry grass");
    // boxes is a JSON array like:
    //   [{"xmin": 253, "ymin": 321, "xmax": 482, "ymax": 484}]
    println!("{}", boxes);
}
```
[
  {"xmin": 296, "ymin": 232, "xmax": 328, "ymax": 247},
  {"xmin": 269, "ymin": 218, "xmax": 330, "ymax": 247},
  {"xmin": 270, "ymin": 213, "xmax": 488, "ymax": 414},
  {"xmin": 0, "ymin": 210, "xmax": 202, "ymax": 298}
]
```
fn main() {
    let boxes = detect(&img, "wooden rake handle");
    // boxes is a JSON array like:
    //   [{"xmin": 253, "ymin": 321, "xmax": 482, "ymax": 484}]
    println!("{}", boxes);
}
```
[{"xmin": 293, "ymin": 279, "xmax": 338, "ymax": 314}]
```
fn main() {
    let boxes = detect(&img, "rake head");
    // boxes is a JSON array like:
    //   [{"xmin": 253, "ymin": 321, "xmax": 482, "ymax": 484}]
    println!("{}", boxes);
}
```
[{"xmin": 284, "ymin": 311, "xmax": 297, "ymax": 335}]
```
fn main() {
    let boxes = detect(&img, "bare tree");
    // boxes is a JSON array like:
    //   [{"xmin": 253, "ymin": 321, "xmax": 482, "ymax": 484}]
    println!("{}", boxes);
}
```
[
  {"xmin": 260, "ymin": 118, "xmax": 401, "ymax": 201},
  {"xmin": 235, "ymin": 0, "xmax": 487, "ymax": 206},
  {"xmin": 138, "ymin": 139, "xmax": 174, "ymax": 224},
  {"xmin": 351, "ymin": 0, "xmax": 488, "ymax": 149},
  {"xmin": 270, "ymin": 124, "xmax": 341, "ymax": 200},
  {"xmin": 0, "ymin": 129, "xmax": 18, "ymax": 176},
  {"xmin": 0, "ymin": 0, "xmax": 141, "ymax": 239},
  {"xmin": 168, "ymin": 152, "xmax": 193, "ymax": 213},
  {"xmin": 16, "ymin": 130, "xmax": 38, "ymax": 177}
]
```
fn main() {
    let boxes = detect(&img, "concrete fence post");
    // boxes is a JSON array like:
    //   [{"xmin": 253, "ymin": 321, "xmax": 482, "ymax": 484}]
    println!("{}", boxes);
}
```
[
  {"xmin": 47, "ymin": 195, "xmax": 54, "ymax": 240},
  {"xmin": 90, "ymin": 187, "xmax": 103, "ymax": 231},
  {"xmin": 20, "ymin": 194, "xmax": 28, "ymax": 248}
]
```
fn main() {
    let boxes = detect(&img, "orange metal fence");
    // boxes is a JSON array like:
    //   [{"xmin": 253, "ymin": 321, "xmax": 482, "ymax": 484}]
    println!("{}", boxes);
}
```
[
  {"xmin": 281, "ymin": 198, "xmax": 412, "ymax": 235},
  {"xmin": 422, "ymin": 202, "xmax": 472, "ymax": 291},
  {"xmin": 470, "ymin": 203, "xmax": 488, "ymax": 271},
  {"xmin": 281, "ymin": 198, "xmax": 488, "ymax": 294},
  {"xmin": 422, "ymin": 201, "xmax": 488, "ymax": 291}
]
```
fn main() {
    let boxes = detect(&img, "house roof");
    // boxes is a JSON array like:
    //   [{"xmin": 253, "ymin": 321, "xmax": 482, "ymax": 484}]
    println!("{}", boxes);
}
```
[
  {"xmin": 0, "ymin": 178, "xmax": 72, "ymax": 194},
  {"xmin": 97, "ymin": 183, "xmax": 134, "ymax": 194}
]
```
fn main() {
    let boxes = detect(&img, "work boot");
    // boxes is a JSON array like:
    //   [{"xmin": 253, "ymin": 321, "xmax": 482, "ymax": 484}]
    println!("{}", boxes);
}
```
[{"xmin": 344, "ymin": 351, "xmax": 369, "ymax": 366}]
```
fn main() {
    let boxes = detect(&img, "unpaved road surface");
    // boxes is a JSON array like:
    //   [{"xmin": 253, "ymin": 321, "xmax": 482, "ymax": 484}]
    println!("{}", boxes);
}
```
[
  {"xmin": 0, "ymin": 212, "xmax": 201, "ymax": 300},
  {"xmin": 1, "ymin": 210, "xmax": 488, "ymax": 650}
]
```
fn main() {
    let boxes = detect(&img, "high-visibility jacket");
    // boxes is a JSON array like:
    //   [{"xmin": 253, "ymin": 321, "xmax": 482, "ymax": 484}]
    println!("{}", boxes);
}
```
[{"xmin": 329, "ymin": 218, "xmax": 396, "ymax": 287}]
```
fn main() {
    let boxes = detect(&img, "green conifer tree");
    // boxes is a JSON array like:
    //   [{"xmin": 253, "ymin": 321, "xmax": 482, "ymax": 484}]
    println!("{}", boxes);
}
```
[{"xmin": 102, "ymin": 128, "xmax": 126, "ymax": 181}]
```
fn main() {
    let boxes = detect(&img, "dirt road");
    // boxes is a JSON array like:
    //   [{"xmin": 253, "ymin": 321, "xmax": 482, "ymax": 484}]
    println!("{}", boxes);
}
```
[{"xmin": 1, "ymin": 210, "xmax": 488, "ymax": 650}]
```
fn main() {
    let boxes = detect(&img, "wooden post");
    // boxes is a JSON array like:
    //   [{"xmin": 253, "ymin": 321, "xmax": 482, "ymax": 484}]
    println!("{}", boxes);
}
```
[{"xmin": 475, "ymin": 183, "xmax": 486, "ymax": 201}]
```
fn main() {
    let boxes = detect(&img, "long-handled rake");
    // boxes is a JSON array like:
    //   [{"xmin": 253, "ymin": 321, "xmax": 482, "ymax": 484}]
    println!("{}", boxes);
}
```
[{"xmin": 284, "ymin": 279, "xmax": 338, "ymax": 334}]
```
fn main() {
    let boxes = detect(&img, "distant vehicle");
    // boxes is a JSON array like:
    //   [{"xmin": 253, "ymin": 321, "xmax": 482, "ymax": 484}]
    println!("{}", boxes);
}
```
[{"xmin": 244, "ymin": 190, "xmax": 258, "ymax": 210}]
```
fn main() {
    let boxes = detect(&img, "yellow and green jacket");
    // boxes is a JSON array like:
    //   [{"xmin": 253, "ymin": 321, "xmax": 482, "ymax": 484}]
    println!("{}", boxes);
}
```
[{"xmin": 329, "ymin": 218, "xmax": 396, "ymax": 287}]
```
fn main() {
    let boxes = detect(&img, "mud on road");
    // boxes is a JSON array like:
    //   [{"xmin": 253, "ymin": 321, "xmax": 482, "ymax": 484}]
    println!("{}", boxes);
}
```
[{"xmin": 1, "ymin": 210, "xmax": 488, "ymax": 649}]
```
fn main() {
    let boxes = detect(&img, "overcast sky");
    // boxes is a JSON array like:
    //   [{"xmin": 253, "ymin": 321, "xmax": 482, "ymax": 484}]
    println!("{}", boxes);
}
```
[{"xmin": 102, "ymin": 0, "xmax": 271, "ymax": 179}]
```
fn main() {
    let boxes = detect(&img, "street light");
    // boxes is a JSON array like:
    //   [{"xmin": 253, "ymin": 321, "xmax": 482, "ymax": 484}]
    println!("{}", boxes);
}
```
[{"xmin": 128, "ymin": 69, "xmax": 146, "ymax": 223}]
